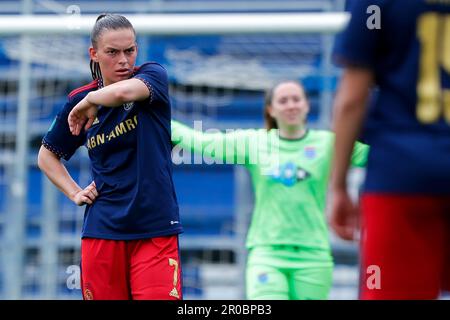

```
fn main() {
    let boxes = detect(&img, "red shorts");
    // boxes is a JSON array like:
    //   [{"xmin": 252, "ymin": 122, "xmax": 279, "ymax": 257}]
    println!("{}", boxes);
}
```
[
  {"xmin": 360, "ymin": 193, "xmax": 450, "ymax": 299},
  {"xmin": 81, "ymin": 235, "xmax": 182, "ymax": 300}
]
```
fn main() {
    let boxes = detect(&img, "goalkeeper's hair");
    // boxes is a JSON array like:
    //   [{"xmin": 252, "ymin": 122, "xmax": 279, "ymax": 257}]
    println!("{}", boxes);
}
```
[
  {"xmin": 264, "ymin": 80, "xmax": 307, "ymax": 130},
  {"xmin": 89, "ymin": 14, "xmax": 136, "ymax": 81}
]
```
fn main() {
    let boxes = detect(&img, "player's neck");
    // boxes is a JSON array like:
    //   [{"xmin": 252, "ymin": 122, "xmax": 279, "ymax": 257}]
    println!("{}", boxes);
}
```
[{"xmin": 278, "ymin": 125, "xmax": 307, "ymax": 140}]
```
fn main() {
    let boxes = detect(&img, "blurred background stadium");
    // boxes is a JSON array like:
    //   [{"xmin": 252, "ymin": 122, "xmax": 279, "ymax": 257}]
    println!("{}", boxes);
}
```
[{"xmin": 0, "ymin": 0, "xmax": 364, "ymax": 299}]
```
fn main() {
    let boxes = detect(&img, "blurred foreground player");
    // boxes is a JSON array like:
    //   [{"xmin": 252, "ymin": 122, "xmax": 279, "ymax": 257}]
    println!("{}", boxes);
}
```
[{"xmin": 331, "ymin": 0, "xmax": 450, "ymax": 299}]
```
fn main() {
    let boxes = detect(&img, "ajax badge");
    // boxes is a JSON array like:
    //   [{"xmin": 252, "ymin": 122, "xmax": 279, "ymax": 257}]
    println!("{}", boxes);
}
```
[{"xmin": 123, "ymin": 102, "xmax": 134, "ymax": 111}]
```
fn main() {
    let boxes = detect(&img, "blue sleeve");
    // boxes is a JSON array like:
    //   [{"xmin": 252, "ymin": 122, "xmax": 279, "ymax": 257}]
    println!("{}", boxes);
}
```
[
  {"xmin": 133, "ymin": 62, "xmax": 169, "ymax": 105},
  {"xmin": 41, "ymin": 96, "xmax": 86, "ymax": 161},
  {"xmin": 332, "ymin": 0, "xmax": 384, "ymax": 69}
]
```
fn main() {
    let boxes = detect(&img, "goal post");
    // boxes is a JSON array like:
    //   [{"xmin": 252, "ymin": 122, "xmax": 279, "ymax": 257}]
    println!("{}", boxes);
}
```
[{"xmin": 0, "ymin": 13, "xmax": 349, "ymax": 35}]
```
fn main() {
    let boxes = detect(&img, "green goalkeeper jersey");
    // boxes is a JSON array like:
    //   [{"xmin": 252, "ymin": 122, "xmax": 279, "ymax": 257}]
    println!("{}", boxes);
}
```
[{"xmin": 171, "ymin": 120, "xmax": 368, "ymax": 252}]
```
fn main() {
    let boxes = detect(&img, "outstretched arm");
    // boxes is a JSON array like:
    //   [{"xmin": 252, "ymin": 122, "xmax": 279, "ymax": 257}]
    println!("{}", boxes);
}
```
[
  {"xmin": 38, "ymin": 145, "xmax": 98, "ymax": 206},
  {"xmin": 172, "ymin": 120, "xmax": 251, "ymax": 165},
  {"xmin": 330, "ymin": 67, "xmax": 373, "ymax": 240}
]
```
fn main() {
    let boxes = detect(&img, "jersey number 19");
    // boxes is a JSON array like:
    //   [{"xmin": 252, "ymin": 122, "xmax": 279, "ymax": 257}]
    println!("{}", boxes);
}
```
[{"xmin": 416, "ymin": 13, "xmax": 450, "ymax": 124}]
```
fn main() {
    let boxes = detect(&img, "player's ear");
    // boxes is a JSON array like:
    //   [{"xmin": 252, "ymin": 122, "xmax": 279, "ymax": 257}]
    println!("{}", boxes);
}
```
[
  {"xmin": 300, "ymin": 86, "xmax": 310, "ymax": 114},
  {"xmin": 89, "ymin": 47, "xmax": 98, "ymax": 62},
  {"xmin": 304, "ymin": 100, "xmax": 310, "ymax": 114},
  {"xmin": 267, "ymin": 105, "xmax": 275, "ymax": 118}
]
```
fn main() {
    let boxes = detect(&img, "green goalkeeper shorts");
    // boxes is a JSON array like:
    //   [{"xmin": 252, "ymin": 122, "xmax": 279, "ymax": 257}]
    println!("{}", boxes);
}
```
[{"xmin": 246, "ymin": 245, "xmax": 333, "ymax": 300}]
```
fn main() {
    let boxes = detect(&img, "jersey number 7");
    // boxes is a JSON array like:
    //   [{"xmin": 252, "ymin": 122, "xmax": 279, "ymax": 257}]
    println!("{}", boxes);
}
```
[{"xmin": 416, "ymin": 13, "xmax": 450, "ymax": 124}]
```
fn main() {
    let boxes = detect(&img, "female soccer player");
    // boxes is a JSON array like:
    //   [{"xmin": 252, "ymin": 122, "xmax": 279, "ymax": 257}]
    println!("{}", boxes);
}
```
[
  {"xmin": 38, "ymin": 14, "xmax": 182, "ymax": 300},
  {"xmin": 171, "ymin": 80, "xmax": 369, "ymax": 299}
]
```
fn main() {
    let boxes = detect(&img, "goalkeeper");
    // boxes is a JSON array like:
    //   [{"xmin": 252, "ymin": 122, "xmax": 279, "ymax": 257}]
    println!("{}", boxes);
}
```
[{"xmin": 172, "ymin": 80, "xmax": 369, "ymax": 299}]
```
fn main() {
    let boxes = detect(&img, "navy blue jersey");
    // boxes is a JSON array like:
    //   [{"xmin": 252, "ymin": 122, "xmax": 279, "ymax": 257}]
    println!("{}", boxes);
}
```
[
  {"xmin": 333, "ymin": 0, "xmax": 450, "ymax": 194},
  {"xmin": 43, "ymin": 62, "xmax": 182, "ymax": 240}
]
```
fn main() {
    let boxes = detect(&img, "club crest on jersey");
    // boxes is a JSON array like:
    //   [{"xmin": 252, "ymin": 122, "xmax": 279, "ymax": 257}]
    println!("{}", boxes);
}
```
[
  {"xmin": 304, "ymin": 146, "xmax": 316, "ymax": 159},
  {"xmin": 123, "ymin": 102, "xmax": 134, "ymax": 111}
]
